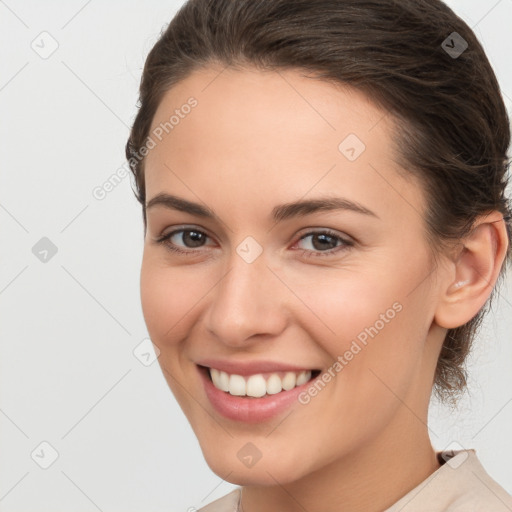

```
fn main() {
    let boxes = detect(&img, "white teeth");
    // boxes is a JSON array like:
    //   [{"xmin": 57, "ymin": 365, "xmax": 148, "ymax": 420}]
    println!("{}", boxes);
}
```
[
  {"xmin": 282, "ymin": 372, "xmax": 297, "ymax": 390},
  {"xmin": 209, "ymin": 368, "xmax": 313, "ymax": 397},
  {"xmin": 210, "ymin": 368, "xmax": 230, "ymax": 392},
  {"xmin": 266, "ymin": 374, "xmax": 282, "ymax": 395},
  {"xmin": 296, "ymin": 371, "xmax": 310, "ymax": 386},
  {"xmin": 218, "ymin": 369, "xmax": 230, "ymax": 392},
  {"xmin": 229, "ymin": 374, "xmax": 246, "ymax": 396},
  {"xmin": 246, "ymin": 375, "xmax": 267, "ymax": 397}
]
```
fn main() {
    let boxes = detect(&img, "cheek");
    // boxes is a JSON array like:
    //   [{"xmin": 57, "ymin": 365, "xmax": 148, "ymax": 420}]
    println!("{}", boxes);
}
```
[
  {"xmin": 300, "ymin": 259, "xmax": 428, "ymax": 396},
  {"xmin": 140, "ymin": 254, "xmax": 201, "ymax": 343},
  {"xmin": 140, "ymin": 254, "xmax": 203, "ymax": 415},
  {"xmin": 294, "ymin": 283, "xmax": 425, "ymax": 453},
  {"xmin": 297, "ymin": 269, "xmax": 405, "ymax": 349},
  {"xmin": 320, "ymin": 251, "xmax": 430, "ymax": 354}
]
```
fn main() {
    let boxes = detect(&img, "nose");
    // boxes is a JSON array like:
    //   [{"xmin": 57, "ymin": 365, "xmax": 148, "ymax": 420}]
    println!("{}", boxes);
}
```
[{"xmin": 203, "ymin": 247, "xmax": 288, "ymax": 348}]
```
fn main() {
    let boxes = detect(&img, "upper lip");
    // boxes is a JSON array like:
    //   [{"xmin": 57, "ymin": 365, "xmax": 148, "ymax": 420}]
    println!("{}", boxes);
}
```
[{"xmin": 196, "ymin": 358, "xmax": 319, "ymax": 376}]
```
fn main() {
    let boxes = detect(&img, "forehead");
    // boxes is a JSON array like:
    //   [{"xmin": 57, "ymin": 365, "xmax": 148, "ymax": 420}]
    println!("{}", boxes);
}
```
[
  {"xmin": 149, "ymin": 65, "xmax": 388, "ymax": 148},
  {"xmin": 144, "ymin": 65, "xmax": 425, "ymax": 223}
]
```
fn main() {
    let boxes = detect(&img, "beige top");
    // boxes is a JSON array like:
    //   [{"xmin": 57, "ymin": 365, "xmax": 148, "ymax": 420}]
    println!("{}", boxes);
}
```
[{"xmin": 197, "ymin": 449, "xmax": 512, "ymax": 512}]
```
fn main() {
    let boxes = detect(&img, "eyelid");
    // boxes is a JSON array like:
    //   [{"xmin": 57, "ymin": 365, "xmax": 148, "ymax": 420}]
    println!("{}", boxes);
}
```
[
  {"xmin": 156, "ymin": 224, "xmax": 215, "ymax": 241},
  {"xmin": 295, "ymin": 226, "xmax": 354, "ymax": 243}
]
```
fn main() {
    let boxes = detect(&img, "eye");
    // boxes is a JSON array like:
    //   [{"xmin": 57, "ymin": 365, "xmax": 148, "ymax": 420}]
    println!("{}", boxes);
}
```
[
  {"xmin": 154, "ymin": 227, "xmax": 213, "ymax": 255},
  {"xmin": 293, "ymin": 229, "xmax": 353, "ymax": 258}
]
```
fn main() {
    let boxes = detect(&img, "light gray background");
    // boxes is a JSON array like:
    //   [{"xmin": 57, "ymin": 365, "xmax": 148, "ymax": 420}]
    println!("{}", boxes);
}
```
[{"xmin": 1, "ymin": 1, "xmax": 511, "ymax": 511}]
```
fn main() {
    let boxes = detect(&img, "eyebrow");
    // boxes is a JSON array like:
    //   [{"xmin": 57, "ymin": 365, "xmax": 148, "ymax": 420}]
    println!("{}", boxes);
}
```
[{"xmin": 146, "ymin": 193, "xmax": 379, "ymax": 222}]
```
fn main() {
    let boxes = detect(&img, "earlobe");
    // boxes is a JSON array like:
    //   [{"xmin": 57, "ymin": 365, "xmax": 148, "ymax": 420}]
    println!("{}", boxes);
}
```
[{"xmin": 433, "ymin": 212, "xmax": 509, "ymax": 330}]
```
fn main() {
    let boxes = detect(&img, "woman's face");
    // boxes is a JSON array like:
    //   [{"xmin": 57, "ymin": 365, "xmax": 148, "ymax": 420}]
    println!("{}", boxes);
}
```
[{"xmin": 141, "ymin": 65, "xmax": 445, "ymax": 484}]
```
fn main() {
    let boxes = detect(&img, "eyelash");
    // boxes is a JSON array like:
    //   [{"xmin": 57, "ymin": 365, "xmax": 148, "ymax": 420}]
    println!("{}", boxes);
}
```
[{"xmin": 154, "ymin": 227, "xmax": 354, "ymax": 258}]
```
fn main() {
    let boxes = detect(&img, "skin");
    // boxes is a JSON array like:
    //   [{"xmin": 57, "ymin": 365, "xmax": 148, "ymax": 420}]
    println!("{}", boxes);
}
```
[{"xmin": 140, "ymin": 65, "xmax": 509, "ymax": 512}]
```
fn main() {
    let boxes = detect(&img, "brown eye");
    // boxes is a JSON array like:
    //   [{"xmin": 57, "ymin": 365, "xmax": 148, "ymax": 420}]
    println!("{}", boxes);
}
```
[
  {"xmin": 172, "ymin": 229, "xmax": 207, "ymax": 248},
  {"xmin": 155, "ymin": 227, "xmax": 214, "ymax": 255},
  {"xmin": 299, "ymin": 233, "xmax": 339, "ymax": 251},
  {"xmin": 295, "ymin": 230, "xmax": 353, "ymax": 258}
]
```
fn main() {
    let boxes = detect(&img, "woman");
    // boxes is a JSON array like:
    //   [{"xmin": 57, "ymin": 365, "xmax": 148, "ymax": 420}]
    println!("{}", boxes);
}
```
[{"xmin": 125, "ymin": 0, "xmax": 512, "ymax": 510}]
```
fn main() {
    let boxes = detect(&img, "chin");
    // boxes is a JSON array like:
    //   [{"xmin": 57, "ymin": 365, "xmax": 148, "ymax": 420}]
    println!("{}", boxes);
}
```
[{"xmin": 201, "ymin": 446, "xmax": 308, "ymax": 486}]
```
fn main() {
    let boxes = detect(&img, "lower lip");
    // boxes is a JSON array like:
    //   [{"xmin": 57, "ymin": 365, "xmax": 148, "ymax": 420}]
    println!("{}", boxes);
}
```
[{"xmin": 198, "ymin": 365, "xmax": 319, "ymax": 423}]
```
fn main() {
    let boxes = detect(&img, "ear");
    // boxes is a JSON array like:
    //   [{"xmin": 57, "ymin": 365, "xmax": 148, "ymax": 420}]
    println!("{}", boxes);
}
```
[{"xmin": 433, "ymin": 211, "xmax": 509, "ymax": 330}]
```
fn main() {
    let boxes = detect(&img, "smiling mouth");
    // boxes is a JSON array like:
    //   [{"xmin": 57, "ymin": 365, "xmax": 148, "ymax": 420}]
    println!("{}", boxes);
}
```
[{"xmin": 198, "ymin": 364, "xmax": 322, "ymax": 398}]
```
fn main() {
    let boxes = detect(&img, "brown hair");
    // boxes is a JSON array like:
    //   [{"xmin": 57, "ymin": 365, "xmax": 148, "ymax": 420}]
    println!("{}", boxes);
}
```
[{"xmin": 126, "ymin": 0, "xmax": 512, "ymax": 407}]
